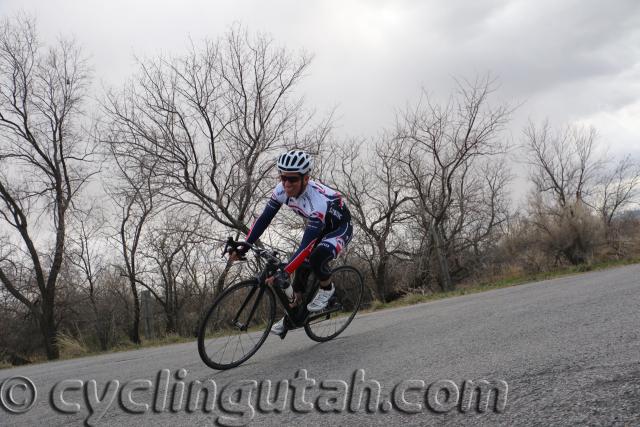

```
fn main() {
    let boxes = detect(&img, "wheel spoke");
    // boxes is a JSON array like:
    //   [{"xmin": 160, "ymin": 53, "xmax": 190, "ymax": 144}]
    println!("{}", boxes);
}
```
[
  {"xmin": 246, "ymin": 331, "xmax": 258, "ymax": 347},
  {"xmin": 236, "ymin": 334, "xmax": 243, "ymax": 353},
  {"xmin": 231, "ymin": 336, "xmax": 240, "ymax": 364},
  {"xmin": 215, "ymin": 334, "xmax": 233, "ymax": 363}
]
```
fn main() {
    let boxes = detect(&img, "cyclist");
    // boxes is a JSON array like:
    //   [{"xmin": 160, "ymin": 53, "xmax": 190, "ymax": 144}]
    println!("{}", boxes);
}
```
[{"xmin": 230, "ymin": 149, "xmax": 353, "ymax": 336}]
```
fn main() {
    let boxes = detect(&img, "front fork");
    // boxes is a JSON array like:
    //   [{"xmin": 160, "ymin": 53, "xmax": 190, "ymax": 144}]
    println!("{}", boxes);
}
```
[
  {"xmin": 231, "ymin": 268, "xmax": 281, "ymax": 330},
  {"xmin": 231, "ymin": 283, "xmax": 264, "ymax": 331}
]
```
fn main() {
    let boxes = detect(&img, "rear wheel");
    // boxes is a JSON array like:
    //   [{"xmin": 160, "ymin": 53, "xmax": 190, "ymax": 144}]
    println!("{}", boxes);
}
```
[
  {"xmin": 198, "ymin": 280, "xmax": 275, "ymax": 370},
  {"xmin": 304, "ymin": 266, "xmax": 364, "ymax": 342}
]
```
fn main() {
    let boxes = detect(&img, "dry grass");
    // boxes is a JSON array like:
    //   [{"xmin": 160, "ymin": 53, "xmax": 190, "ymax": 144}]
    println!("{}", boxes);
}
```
[
  {"xmin": 365, "ymin": 257, "xmax": 640, "ymax": 312},
  {"xmin": 57, "ymin": 332, "xmax": 91, "ymax": 359}
]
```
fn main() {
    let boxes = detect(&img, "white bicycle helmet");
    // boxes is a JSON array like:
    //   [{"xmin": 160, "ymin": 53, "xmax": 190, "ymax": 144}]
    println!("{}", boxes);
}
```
[{"xmin": 276, "ymin": 149, "xmax": 313, "ymax": 175}]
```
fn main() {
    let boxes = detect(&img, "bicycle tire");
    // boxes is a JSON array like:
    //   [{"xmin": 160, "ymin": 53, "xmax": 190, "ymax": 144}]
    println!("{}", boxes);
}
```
[
  {"xmin": 304, "ymin": 265, "xmax": 364, "ymax": 342},
  {"xmin": 198, "ymin": 280, "xmax": 275, "ymax": 370}
]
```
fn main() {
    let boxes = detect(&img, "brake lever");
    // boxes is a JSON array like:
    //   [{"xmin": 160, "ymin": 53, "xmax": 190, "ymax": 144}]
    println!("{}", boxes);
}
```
[
  {"xmin": 226, "ymin": 238, "xmax": 250, "ymax": 261},
  {"xmin": 221, "ymin": 239, "xmax": 231, "ymax": 258},
  {"xmin": 222, "ymin": 237, "xmax": 243, "ymax": 260}
]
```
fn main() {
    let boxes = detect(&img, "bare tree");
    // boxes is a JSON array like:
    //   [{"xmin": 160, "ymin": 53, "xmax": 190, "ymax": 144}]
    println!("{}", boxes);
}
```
[
  {"xmin": 596, "ymin": 154, "xmax": 640, "ymax": 231},
  {"xmin": 180, "ymin": 233, "xmax": 224, "ymax": 336},
  {"xmin": 102, "ymin": 26, "xmax": 331, "ymax": 294},
  {"xmin": 103, "ymin": 150, "xmax": 159, "ymax": 344},
  {"xmin": 0, "ymin": 16, "xmax": 94, "ymax": 359},
  {"xmin": 332, "ymin": 137, "xmax": 413, "ymax": 301},
  {"xmin": 395, "ymin": 76, "xmax": 511, "ymax": 291},
  {"xmin": 65, "ymin": 204, "xmax": 116, "ymax": 350},
  {"xmin": 523, "ymin": 121, "xmax": 609, "ymax": 264},
  {"xmin": 523, "ymin": 120, "xmax": 601, "ymax": 208},
  {"xmin": 138, "ymin": 211, "xmax": 210, "ymax": 334}
]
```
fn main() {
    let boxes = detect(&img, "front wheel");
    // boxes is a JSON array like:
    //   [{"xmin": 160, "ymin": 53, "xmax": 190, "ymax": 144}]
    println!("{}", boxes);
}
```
[
  {"xmin": 304, "ymin": 266, "xmax": 364, "ymax": 342},
  {"xmin": 198, "ymin": 280, "xmax": 275, "ymax": 370}
]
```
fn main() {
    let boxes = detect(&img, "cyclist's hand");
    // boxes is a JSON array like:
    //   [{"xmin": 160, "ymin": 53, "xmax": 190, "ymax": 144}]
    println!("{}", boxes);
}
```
[
  {"xmin": 229, "ymin": 251, "xmax": 241, "ymax": 262},
  {"xmin": 266, "ymin": 270, "xmax": 288, "ymax": 286},
  {"xmin": 228, "ymin": 241, "xmax": 250, "ymax": 262}
]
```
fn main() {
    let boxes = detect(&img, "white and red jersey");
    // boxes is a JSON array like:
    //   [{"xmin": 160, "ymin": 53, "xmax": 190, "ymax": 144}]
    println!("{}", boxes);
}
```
[
  {"xmin": 269, "ymin": 180, "xmax": 348, "ymax": 229},
  {"xmin": 246, "ymin": 179, "xmax": 351, "ymax": 273}
]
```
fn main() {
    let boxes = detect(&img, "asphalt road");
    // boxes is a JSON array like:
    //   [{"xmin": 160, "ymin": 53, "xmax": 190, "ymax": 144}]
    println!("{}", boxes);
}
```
[{"xmin": 2, "ymin": 264, "xmax": 639, "ymax": 426}]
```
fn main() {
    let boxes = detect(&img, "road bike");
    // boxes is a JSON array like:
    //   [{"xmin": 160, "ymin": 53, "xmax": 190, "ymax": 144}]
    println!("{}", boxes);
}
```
[{"xmin": 197, "ymin": 237, "xmax": 364, "ymax": 370}]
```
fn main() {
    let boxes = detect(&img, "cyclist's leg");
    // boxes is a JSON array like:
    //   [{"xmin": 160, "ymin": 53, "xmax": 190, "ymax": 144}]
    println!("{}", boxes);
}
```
[
  {"xmin": 308, "ymin": 243, "xmax": 334, "ymax": 284},
  {"xmin": 291, "ymin": 261, "xmax": 312, "ymax": 302},
  {"xmin": 307, "ymin": 221, "xmax": 353, "ymax": 311},
  {"xmin": 309, "ymin": 220, "xmax": 353, "ymax": 283},
  {"xmin": 292, "ymin": 261, "xmax": 312, "ymax": 293}
]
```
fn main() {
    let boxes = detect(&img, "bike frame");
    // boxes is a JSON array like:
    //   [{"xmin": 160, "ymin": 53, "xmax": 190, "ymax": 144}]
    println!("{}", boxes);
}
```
[{"xmin": 225, "ymin": 238, "xmax": 341, "ymax": 331}]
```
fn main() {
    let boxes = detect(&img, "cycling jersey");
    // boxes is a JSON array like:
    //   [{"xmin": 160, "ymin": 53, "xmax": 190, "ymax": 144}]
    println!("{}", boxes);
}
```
[{"xmin": 245, "ymin": 180, "xmax": 351, "ymax": 274}]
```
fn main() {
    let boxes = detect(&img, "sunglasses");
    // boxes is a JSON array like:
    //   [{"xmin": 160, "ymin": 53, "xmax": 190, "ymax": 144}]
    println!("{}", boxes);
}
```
[{"xmin": 280, "ymin": 175, "xmax": 302, "ymax": 183}]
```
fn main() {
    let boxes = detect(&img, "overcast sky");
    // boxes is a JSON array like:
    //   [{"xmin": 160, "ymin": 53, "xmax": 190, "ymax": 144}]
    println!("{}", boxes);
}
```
[{"xmin": 2, "ymin": 0, "xmax": 639, "ymax": 204}]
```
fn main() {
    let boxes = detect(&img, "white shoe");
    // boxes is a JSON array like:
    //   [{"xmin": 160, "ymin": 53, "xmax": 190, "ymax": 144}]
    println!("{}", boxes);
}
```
[
  {"xmin": 307, "ymin": 283, "xmax": 335, "ymax": 312},
  {"xmin": 270, "ymin": 317, "xmax": 286, "ymax": 335}
]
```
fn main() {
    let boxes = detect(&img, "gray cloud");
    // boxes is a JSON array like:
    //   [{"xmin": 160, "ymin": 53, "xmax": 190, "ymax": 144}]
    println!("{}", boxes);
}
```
[{"xmin": 1, "ymin": 0, "xmax": 638, "ymax": 201}]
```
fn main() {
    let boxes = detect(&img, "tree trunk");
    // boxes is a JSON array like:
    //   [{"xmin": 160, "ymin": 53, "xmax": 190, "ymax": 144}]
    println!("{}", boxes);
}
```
[
  {"xmin": 430, "ymin": 221, "xmax": 453, "ymax": 292},
  {"xmin": 39, "ymin": 294, "xmax": 60, "ymax": 359},
  {"xmin": 165, "ymin": 287, "xmax": 178, "ymax": 335},
  {"xmin": 375, "ymin": 259, "xmax": 388, "ymax": 302},
  {"xmin": 166, "ymin": 310, "xmax": 178, "ymax": 335},
  {"xmin": 129, "ymin": 281, "xmax": 141, "ymax": 344}
]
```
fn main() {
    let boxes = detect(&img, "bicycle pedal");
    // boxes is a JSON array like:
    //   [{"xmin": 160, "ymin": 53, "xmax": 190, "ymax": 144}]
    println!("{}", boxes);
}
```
[{"xmin": 278, "ymin": 329, "xmax": 288, "ymax": 340}]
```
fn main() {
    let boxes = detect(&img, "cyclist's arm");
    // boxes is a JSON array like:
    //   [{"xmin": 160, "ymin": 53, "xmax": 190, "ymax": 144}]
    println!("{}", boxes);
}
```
[
  {"xmin": 245, "ymin": 198, "xmax": 282, "ymax": 245},
  {"xmin": 283, "ymin": 215, "xmax": 324, "ymax": 275}
]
